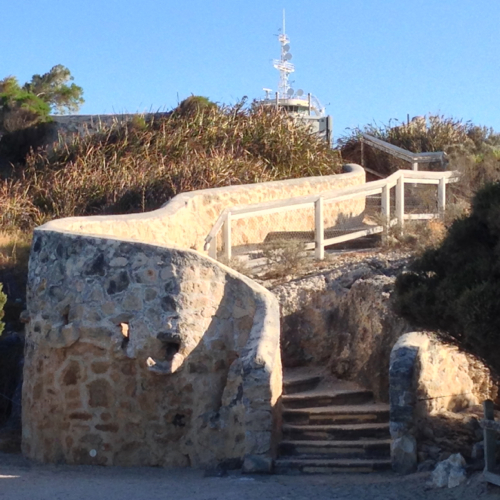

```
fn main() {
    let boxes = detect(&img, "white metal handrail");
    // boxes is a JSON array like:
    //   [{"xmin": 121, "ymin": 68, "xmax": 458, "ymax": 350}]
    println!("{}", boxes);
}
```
[
  {"xmin": 204, "ymin": 168, "xmax": 459, "ymax": 261},
  {"xmin": 361, "ymin": 134, "xmax": 447, "ymax": 171}
]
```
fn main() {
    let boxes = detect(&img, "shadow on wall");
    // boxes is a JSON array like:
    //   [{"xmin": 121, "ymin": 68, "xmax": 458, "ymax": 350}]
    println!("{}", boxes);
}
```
[
  {"xmin": 278, "ymin": 272, "xmax": 409, "ymax": 403},
  {"xmin": 22, "ymin": 230, "xmax": 281, "ymax": 470},
  {"xmin": 389, "ymin": 332, "xmax": 498, "ymax": 473}
]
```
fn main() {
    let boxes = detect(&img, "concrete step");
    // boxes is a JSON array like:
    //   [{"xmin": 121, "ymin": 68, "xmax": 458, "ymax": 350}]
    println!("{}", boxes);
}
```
[
  {"xmin": 283, "ymin": 374, "xmax": 322, "ymax": 396},
  {"xmin": 282, "ymin": 389, "xmax": 374, "ymax": 409},
  {"xmin": 282, "ymin": 423, "xmax": 390, "ymax": 441},
  {"xmin": 274, "ymin": 457, "xmax": 392, "ymax": 474},
  {"xmin": 279, "ymin": 438, "xmax": 391, "ymax": 459},
  {"xmin": 282, "ymin": 403, "xmax": 390, "ymax": 425}
]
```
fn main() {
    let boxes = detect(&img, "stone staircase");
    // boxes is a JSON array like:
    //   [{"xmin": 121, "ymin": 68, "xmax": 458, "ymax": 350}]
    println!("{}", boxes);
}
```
[{"xmin": 275, "ymin": 368, "xmax": 392, "ymax": 474}]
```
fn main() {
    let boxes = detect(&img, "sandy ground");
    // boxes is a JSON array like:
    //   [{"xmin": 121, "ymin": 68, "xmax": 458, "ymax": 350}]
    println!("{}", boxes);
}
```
[{"xmin": 1, "ymin": 453, "xmax": 499, "ymax": 500}]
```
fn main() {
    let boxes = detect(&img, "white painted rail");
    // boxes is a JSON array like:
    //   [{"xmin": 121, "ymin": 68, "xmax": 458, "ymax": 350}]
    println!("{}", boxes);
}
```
[
  {"xmin": 360, "ymin": 134, "xmax": 447, "ymax": 172},
  {"xmin": 204, "ymin": 168, "xmax": 459, "ymax": 261}
]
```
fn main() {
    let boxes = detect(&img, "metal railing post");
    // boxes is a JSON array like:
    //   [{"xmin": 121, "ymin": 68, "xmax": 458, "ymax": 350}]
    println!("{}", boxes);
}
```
[
  {"xmin": 223, "ymin": 213, "xmax": 232, "ymax": 261},
  {"xmin": 315, "ymin": 197, "xmax": 324, "ymax": 260},
  {"xmin": 438, "ymin": 177, "xmax": 446, "ymax": 218},
  {"xmin": 396, "ymin": 174, "xmax": 405, "ymax": 226}
]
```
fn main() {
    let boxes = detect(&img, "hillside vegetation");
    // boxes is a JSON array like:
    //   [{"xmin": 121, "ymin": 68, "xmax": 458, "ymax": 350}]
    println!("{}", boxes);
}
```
[
  {"xmin": 339, "ymin": 114, "xmax": 500, "ymax": 199},
  {"xmin": 394, "ymin": 182, "xmax": 500, "ymax": 376},
  {"xmin": 1, "ymin": 99, "xmax": 342, "ymax": 233},
  {"xmin": 0, "ymin": 98, "xmax": 342, "ymax": 329}
]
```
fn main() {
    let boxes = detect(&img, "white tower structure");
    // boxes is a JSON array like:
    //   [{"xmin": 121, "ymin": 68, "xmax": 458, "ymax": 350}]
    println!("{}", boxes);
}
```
[
  {"xmin": 273, "ymin": 11, "xmax": 295, "ymax": 100},
  {"xmin": 261, "ymin": 10, "xmax": 325, "ymax": 118},
  {"xmin": 260, "ymin": 11, "xmax": 332, "ymax": 143}
]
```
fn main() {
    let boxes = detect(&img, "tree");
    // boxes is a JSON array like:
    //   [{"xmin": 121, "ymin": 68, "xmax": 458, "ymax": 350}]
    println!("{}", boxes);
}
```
[
  {"xmin": 23, "ymin": 64, "xmax": 84, "ymax": 115},
  {"xmin": 0, "ymin": 65, "xmax": 84, "ymax": 134},
  {"xmin": 394, "ymin": 181, "xmax": 500, "ymax": 375}
]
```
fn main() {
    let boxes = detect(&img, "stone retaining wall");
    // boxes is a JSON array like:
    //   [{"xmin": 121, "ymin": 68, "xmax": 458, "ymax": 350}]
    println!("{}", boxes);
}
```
[
  {"xmin": 389, "ymin": 332, "xmax": 497, "ymax": 473},
  {"xmin": 23, "ymin": 230, "xmax": 281, "ymax": 469},
  {"xmin": 22, "ymin": 164, "xmax": 366, "ymax": 469},
  {"xmin": 41, "ymin": 164, "xmax": 365, "ymax": 252}
]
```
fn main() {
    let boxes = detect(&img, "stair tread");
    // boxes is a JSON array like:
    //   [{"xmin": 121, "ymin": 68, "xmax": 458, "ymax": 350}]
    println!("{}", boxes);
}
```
[
  {"xmin": 283, "ymin": 403, "xmax": 389, "ymax": 414},
  {"xmin": 283, "ymin": 367, "xmax": 325, "ymax": 384},
  {"xmin": 275, "ymin": 458, "xmax": 392, "ymax": 466},
  {"xmin": 280, "ymin": 438, "xmax": 391, "ymax": 447},
  {"xmin": 282, "ymin": 388, "xmax": 373, "ymax": 400},
  {"xmin": 283, "ymin": 422, "xmax": 389, "ymax": 431}
]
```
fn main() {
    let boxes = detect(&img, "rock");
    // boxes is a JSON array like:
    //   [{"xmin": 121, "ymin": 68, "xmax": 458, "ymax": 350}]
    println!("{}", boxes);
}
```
[
  {"xmin": 429, "ymin": 453, "xmax": 467, "ymax": 489},
  {"xmin": 391, "ymin": 435, "xmax": 417, "ymax": 474},
  {"xmin": 448, "ymin": 466, "xmax": 467, "ymax": 488},
  {"xmin": 417, "ymin": 459, "xmax": 436, "ymax": 472},
  {"xmin": 242, "ymin": 455, "xmax": 273, "ymax": 474}
]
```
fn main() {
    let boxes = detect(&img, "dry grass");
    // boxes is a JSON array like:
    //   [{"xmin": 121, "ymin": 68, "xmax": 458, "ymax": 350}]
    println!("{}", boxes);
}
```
[
  {"xmin": 0, "ymin": 101, "xmax": 342, "ymax": 232},
  {"xmin": 261, "ymin": 239, "xmax": 308, "ymax": 279},
  {"xmin": 381, "ymin": 219, "xmax": 447, "ymax": 253},
  {"xmin": 0, "ymin": 230, "xmax": 31, "ymax": 331}
]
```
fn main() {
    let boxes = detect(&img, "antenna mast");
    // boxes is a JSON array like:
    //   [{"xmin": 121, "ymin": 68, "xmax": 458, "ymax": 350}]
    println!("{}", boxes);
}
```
[{"xmin": 273, "ymin": 9, "xmax": 295, "ymax": 99}]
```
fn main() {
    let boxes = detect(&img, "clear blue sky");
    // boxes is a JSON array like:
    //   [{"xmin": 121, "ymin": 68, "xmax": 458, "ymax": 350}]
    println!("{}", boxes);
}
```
[{"xmin": 2, "ymin": 0, "xmax": 499, "ymax": 140}]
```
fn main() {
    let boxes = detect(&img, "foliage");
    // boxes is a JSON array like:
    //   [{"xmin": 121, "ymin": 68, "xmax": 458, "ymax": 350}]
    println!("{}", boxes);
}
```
[
  {"xmin": 0, "ymin": 283, "xmax": 5, "ymax": 336},
  {"xmin": 338, "ymin": 114, "xmax": 500, "ymax": 181},
  {"xmin": 0, "ymin": 230, "xmax": 31, "ymax": 333},
  {"xmin": 0, "ymin": 76, "xmax": 51, "ymax": 134},
  {"xmin": 0, "ymin": 65, "xmax": 84, "ymax": 164},
  {"xmin": 174, "ymin": 95, "xmax": 217, "ymax": 117},
  {"xmin": 22, "ymin": 64, "xmax": 84, "ymax": 115},
  {"xmin": 0, "ymin": 100, "xmax": 342, "ymax": 231},
  {"xmin": 261, "ymin": 239, "xmax": 308, "ymax": 279},
  {"xmin": 393, "ymin": 182, "xmax": 500, "ymax": 375}
]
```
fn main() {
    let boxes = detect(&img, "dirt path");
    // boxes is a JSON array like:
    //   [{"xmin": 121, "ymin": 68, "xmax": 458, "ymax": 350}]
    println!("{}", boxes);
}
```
[{"xmin": 0, "ymin": 453, "xmax": 497, "ymax": 500}]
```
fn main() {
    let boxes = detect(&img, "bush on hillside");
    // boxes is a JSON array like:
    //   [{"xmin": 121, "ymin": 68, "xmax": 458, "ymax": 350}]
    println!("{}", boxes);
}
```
[
  {"xmin": 0, "ymin": 283, "xmax": 6, "ymax": 336},
  {"xmin": 394, "ymin": 182, "xmax": 500, "ymax": 376},
  {"xmin": 338, "ymin": 114, "xmax": 500, "ymax": 181},
  {"xmin": 0, "ymin": 100, "xmax": 342, "ymax": 231}
]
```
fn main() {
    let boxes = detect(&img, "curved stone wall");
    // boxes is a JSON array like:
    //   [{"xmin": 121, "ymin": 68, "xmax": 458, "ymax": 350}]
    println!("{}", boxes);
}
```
[
  {"xmin": 23, "ymin": 231, "xmax": 280, "ymax": 468},
  {"xmin": 22, "ymin": 165, "xmax": 365, "ymax": 469},
  {"xmin": 41, "ymin": 164, "xmax": 365, "ymax": 252}
]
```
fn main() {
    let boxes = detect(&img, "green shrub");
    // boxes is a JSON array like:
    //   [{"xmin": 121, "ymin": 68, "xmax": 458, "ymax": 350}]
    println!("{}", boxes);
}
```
[
  {"xmin": 0, "ymin": 283, "xmax": 6, "ymax": 336},
  {"xmin": 394, "ymin": 182, "xmax": 500, "ymax": 375}
]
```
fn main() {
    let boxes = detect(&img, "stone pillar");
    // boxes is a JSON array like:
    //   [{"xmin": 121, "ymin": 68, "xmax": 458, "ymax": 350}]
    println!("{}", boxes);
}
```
[{"xmin": 389, "ymin": 333, "xmax": 428, "ymax": 474}]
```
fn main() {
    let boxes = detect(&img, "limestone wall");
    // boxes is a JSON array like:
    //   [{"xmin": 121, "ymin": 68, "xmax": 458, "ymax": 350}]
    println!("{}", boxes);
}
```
[
  {"xmin": 41, "ymin": 164, "xmax": 365, "ymax": 252},
  {"xmin": 389, "ymin": 332, "xmax": 497, "ymax": 473},
  {"xmin": 272, "ymin": 256, "xmax": 410, "ymax": 402},
  {"xmin": 22, "ymin": 164, "xmax": 367, "ymax": 469},
  {"xmin": 23, "ymin": 230, "xmax": 281, "ymax": 468}
]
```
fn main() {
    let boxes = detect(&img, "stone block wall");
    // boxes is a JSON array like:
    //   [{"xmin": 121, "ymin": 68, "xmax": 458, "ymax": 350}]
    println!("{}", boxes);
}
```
[
  {"xmin": 272, "ymin": 258, "xmax": 410, "ymax": 402},
  {"xmin": 41, "ymin": 164, "xmax": 366, "ymax": 253},
  {"xmin": 389, "ymin": 332, "xmax": 497, "ymax": 473},
  {"xmin": 23, "ymin": 230, "xmax": 281, "ymax": 468},
  {"xmin": 22, "ymin": 164, "xmax": 369, "ymax": 469}
]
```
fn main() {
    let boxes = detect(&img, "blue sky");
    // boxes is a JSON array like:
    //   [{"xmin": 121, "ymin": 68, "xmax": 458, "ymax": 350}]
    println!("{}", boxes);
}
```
[{"xmin": 2, "ymin": 0, "xmax": 499, "ymax": 140}]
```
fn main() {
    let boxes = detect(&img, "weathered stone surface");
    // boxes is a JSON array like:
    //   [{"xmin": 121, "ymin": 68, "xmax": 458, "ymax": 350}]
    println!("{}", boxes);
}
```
[
  {"xmin": 390, "ymin": 331, "xmax": 497, "ymax": 473},
  {"xmin": 272, "ymin": 254, "xmax": 410, "ymax": 402},
  {"xmin": 391, "ymin": 435, "xmax": 417, "ymax": 474},
  {"xmin": 23, "ymin": 230, "xmax": 281, "ymax": 469},
  {"xmin": 429, "ymin": 453, "xmax": 467, "ymax": 488}
]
